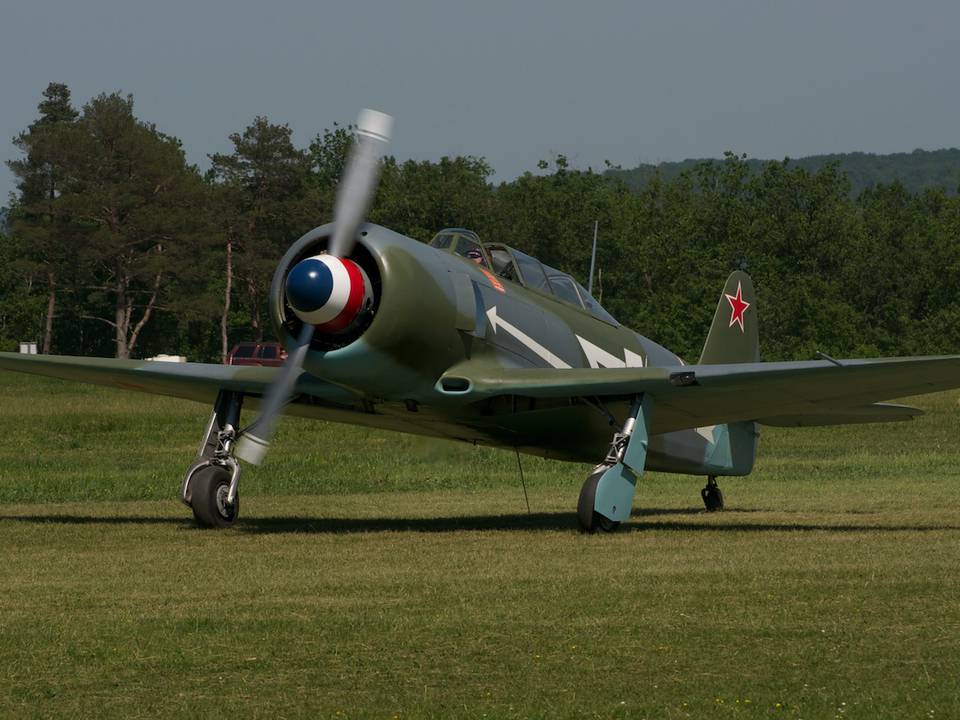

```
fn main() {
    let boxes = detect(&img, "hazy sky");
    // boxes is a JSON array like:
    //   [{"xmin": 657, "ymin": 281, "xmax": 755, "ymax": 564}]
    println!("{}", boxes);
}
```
[{"xmin": 2, "ymin": 0, "xmax": 958, "ymax": 202}]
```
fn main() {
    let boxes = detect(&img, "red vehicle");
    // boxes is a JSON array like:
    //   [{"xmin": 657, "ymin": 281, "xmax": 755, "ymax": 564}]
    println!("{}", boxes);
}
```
[{"xmin": 226, "ymin": 342, "xmax": 287, "ymax": 367}]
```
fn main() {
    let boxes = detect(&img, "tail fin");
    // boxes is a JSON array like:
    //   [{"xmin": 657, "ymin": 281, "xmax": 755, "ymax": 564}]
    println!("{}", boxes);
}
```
[
  {"xmin": 699, "ymin": 271, "xmax": 759, "ymax": 365},
  {"xmin": 698, "ymin": 271, "xmax": 760, "ymax": 476}
]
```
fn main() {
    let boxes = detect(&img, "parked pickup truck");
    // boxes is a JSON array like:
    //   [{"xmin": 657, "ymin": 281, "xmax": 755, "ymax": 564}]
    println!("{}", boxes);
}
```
[{"xmin": 225, "ymin": 342, "xmax": 287, "ymax": 367}]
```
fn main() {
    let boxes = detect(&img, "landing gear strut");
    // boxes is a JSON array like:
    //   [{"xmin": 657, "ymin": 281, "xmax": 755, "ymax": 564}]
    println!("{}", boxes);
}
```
[
  {"xmin": 182, "ymin": 390, "xmax": 244, "ymax": 528},
  {"xmin": 701, "ymin": 475, "xmax": 724, "ymax": 512},
  {"xmin": 577, "ymin": 394, "xmax": 653, "ymax": 533}
]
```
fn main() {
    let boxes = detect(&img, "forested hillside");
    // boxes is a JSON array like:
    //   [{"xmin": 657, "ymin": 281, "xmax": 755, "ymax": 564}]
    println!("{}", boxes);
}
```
[
  {"xmin": 2, "ymin": 84, "xmax": 960, "ymax": 364},
  {"xmin": 607, "ymin": 148, "xmax": 960, "ymax": 197}
]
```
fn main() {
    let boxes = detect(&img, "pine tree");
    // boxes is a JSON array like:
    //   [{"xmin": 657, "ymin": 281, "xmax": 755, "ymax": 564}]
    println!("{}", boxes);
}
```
[
  {"xmin": 6, "ymin": 82, "xmax": 80, "ymax": 353},
  {"xmin": 64, "ymin": 93, "xmax": 206, "ymax": 358},
  {"xmin": 209, "ymin": 118, "xmax": 314, "ymax": 345}
]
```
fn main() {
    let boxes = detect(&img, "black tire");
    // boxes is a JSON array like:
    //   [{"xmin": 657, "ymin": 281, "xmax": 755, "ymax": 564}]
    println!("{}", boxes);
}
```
[
  {"xmin": 577, "ymin": 466, "xmax": 621, "ymax": 533},
  {"xmin": 190, "ymin": 464, "xmax": 239, "ymax": 528},
  {"xmin": 701, "ymin": 484, "xmax": 724, "ymax": 512}
]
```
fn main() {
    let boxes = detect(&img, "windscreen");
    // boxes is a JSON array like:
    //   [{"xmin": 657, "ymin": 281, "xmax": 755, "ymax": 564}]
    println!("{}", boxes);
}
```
[{"xmin": 429, "ymin": 233, "xmax": 455, "ymax": 250}]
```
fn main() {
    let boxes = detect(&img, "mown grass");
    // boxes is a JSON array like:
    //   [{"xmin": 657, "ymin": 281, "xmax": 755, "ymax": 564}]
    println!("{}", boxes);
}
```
[{"xmin": 1, "ymin": 372, "xmax": 960, "ymax": 718}]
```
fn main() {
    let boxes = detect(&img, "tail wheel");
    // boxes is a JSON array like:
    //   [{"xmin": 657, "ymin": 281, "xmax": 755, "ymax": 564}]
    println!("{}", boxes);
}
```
[
  {"xmin": 701, "ymin": 476, "xmax": 724, "ymax": 512},
  {"xmin": 577, "ymin": 466, "xmax": 621, "ymax": 533},
  {"xmin": 190, "ymin": 465, "xmax": 239, "ymax": 528}
]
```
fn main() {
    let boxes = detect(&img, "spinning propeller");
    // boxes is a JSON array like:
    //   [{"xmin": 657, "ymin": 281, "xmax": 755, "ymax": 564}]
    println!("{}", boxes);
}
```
[{"xmin": 235, "ymin": 109, "xmax": 393, "ymax": 465}]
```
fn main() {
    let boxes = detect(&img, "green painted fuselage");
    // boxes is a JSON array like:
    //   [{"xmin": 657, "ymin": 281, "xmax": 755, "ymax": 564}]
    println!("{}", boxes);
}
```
[{"xmin": 272, "ymin": 224, "xmax": 756, "ymax": 476}]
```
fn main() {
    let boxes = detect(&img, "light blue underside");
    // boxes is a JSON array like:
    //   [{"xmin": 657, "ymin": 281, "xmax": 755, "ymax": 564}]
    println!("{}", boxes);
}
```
[{"xmin": 594, "ymin": 395, "xmax": 653, "ymax": 522}]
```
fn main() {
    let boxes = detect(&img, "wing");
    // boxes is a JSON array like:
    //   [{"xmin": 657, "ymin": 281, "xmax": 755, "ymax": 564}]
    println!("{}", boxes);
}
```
[
  {"xmin": 0, "ymin": 352, "xmax": 358, "ymax": 406},
  {"xmin": 6, "ymin": 351, "xmax": 955, "ymax": 433},
  {"xmin": 447, "ymin": 355, "xmax": 960, "ymax": 433}
]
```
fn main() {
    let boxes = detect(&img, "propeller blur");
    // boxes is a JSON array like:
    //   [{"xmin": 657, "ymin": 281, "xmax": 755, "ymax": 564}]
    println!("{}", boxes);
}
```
[{"xmin": 235, "ymin": 109, "xmax": 392, "ymax": 465}]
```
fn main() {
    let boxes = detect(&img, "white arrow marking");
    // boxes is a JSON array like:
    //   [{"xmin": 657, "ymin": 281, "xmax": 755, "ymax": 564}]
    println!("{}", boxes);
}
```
[
  {"xmin": 486, "ymin": 306, "xmax": 571, "ymax": 369},
  {"xmin": 576, "ymin": 336, "xmax": 646, "ymax": 369},
  {"xmin": 624, "ymin": 348, "xmax": 645, "ymax": 368}
]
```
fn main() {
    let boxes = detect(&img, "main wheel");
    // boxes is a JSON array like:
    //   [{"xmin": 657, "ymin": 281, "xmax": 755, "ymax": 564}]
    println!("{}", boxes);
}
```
[
  {"xmin": 189, "ymin": 464, "xmax": 239, "ymax": 528},
  {"xmin": 701, "ymin": 482, "xmax": 724, "ymax": 512},
  {"xmin": 577, "ymin": 466, "xmax": 621, "ymax": 533}
]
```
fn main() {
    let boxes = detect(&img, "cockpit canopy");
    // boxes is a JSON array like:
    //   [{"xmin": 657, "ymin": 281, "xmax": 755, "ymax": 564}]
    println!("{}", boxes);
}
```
[{"xmin": 428, "ymin": 229, "xmax": 617, "ymax": 325}]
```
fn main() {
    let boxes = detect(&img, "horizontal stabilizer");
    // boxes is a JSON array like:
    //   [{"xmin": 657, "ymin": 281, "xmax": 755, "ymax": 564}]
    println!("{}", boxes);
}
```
[{"xmin": 758, "ymin": 402, "xmax": 923, "ymax": 427}]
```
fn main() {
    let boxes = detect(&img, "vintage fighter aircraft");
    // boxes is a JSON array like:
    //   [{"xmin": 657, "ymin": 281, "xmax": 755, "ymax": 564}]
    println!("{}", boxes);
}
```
[{"xmin": 2, "ymin": 110, "xmax": 960, "ymax": 532}]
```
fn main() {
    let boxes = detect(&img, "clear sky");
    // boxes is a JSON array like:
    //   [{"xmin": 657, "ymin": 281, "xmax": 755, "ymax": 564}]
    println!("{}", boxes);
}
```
[{"xmin": 2, "ymin": 0, "xmax": 958, "ymax": 202}]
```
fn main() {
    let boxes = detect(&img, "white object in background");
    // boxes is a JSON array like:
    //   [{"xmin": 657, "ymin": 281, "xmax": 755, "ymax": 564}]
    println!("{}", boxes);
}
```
[
  {"xmin": 146, "ymin": 354, "xmax": 187, "ymax": 363},
  {"xmin": 18, "ymin": 342, "xmax": 37, "ymax": 355}
]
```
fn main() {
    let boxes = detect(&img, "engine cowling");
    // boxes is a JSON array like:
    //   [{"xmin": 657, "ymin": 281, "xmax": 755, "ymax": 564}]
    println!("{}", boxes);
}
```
[
  {"xmin": 269, "ymin": 225, "xmax": 382, "ymax": 353},
  {"xmin": 269, "ymin": 222, "xmax": 470, "ymax": 401}
]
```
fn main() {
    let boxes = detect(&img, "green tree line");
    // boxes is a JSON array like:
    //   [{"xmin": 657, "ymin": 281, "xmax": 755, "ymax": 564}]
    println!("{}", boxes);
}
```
[
  {"xmin": 2, "ymin": 83, "xmax": 959, "ymax": 363},
  {"xmin": 607, "ymin": 148, "xmax": 960, "ymax": 197}
]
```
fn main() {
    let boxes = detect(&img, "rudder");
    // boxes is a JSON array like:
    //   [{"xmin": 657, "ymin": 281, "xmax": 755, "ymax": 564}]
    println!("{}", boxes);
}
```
[{"xmin": 699, "ymin": 270, "xmax": 759, "ymax": 365}]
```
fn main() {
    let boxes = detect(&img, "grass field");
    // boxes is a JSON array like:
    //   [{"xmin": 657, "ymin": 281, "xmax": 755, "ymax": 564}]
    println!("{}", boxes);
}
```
[{"xmin": 1, "ymin": 372, "xmax": 960, "ymax": 718}]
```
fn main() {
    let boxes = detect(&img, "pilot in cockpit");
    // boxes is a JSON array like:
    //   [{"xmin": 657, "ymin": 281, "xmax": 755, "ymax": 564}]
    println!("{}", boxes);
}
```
[{"xmin": 454, "ymin": 240, "xmax": 488, "ymax": 269}]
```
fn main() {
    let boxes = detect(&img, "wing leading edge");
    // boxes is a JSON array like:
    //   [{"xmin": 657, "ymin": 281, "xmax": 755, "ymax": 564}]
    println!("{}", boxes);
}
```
[
  {"xmin": 447, "ymin": 355, "xmax": 960, "ymax": 433},
  {"xmin": 0, "ymin": 352, "xmax": 358, "ymax": 407}
]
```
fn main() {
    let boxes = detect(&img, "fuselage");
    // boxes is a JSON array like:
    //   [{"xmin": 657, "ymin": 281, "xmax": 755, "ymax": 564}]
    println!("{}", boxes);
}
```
[{"xmin": 270, "ymin": 224, "xmax": 756, "ymax": 476}]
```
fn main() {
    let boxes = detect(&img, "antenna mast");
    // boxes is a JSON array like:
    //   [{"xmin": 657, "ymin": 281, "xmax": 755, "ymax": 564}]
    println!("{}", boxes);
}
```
[{"xmin": 587, "ymin": 220, "xmax": 599, "ymax": 295}]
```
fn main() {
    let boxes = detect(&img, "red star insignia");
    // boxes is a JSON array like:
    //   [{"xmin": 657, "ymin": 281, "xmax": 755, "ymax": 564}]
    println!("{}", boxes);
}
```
[{"xmin": 725, "ymin": 281, "xmax": 750, "ymax": 332}]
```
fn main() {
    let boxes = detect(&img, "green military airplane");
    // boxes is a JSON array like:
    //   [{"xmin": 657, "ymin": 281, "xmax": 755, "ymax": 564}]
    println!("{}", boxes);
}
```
[{"xmin": 2, "ymin": 110, "xmax": 959, "ymax": 532}]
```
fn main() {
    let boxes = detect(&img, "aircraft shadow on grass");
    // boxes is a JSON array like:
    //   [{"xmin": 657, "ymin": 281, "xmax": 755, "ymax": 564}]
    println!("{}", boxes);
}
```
[{"xmin": 1, "ymin": 509, "xmax": 959, "ymax": 535}]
